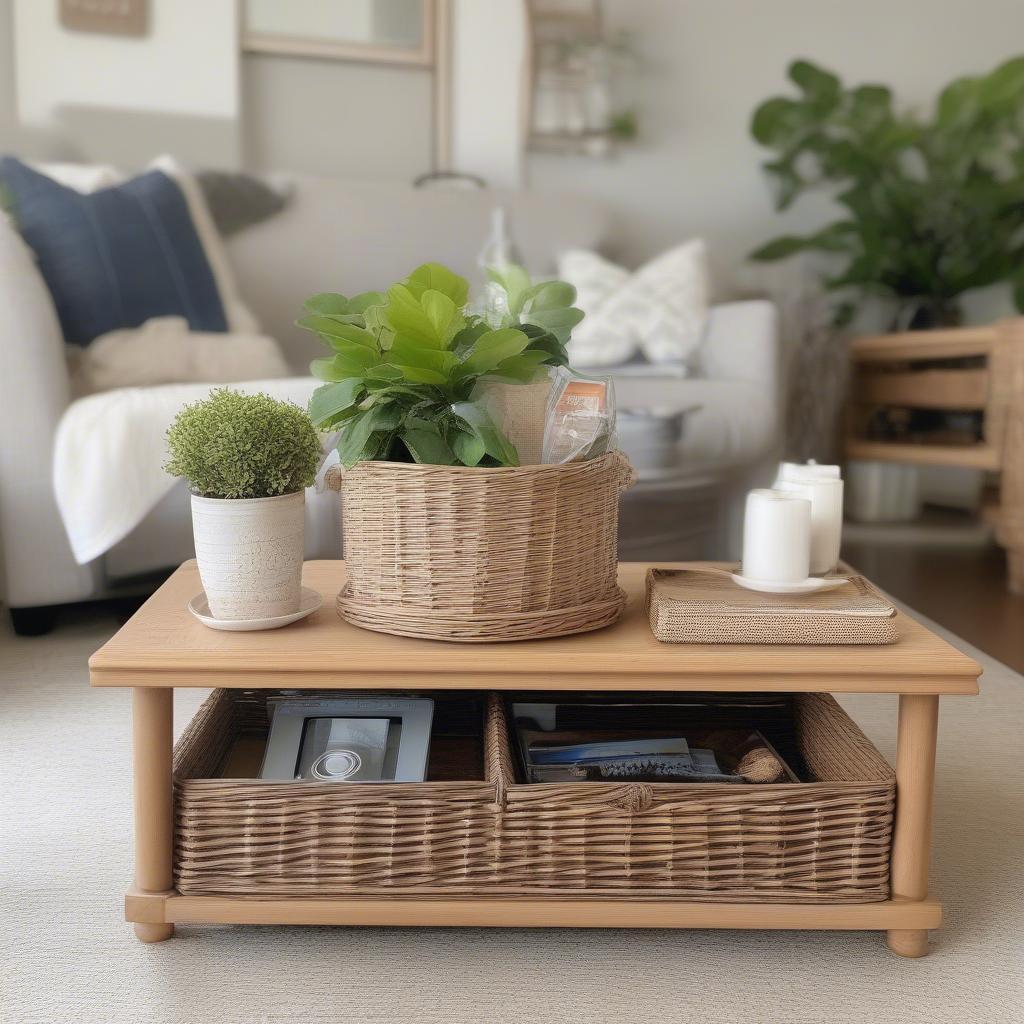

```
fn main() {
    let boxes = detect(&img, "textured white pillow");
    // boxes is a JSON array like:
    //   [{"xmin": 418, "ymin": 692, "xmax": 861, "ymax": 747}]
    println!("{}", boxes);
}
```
[
  {"xmin": 149, "ymin": 155, "xmax": 261, "ymax": 335},
  {"xmin": 558, "ymin": 249, "xmax": 634, "ymax": 366},
  {"xmin": 559, "ymin": 240, "xmax": 710, "ymax": 367},
  {"xmin": 66, "ymin": 316, "xmax": 290, "ymax": 395}
]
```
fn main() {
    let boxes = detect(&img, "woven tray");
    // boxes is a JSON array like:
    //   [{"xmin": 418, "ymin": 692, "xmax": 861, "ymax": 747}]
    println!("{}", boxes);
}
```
[
  {"xmin": 646, "ymin": 567, "xmax": 899, "ymax": 644},
  {"xmin": 325, "ymin": 451, "xmax": 635, "ymax": 642},
  {"xmin": 173, "ymin": 689, "xmax": 894, "ymax": 902}
]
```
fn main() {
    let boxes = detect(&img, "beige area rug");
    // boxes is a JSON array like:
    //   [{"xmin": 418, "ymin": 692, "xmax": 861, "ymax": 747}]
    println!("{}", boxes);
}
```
[{"xmin": 2, "ymin": 604, "xmax": 1022, "ymax": 1024}]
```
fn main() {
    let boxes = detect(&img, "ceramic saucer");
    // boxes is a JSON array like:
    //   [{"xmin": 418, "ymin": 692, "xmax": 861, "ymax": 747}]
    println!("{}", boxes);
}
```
[
  {"xmin": 729, "ymin": 573, "xmax": 850, "ymax": 596},
  {"xmin": 188, "ymin": 587, "xmax": 323, "ymax": 631}
]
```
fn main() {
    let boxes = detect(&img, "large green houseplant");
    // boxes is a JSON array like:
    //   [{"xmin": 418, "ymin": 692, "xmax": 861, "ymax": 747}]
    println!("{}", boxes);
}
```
[
  {"xmin": 300, "ymin": 262, "xmax": 582, "ymax": 467},
  {"xmin": 749, "ymin": 56, "xmax": 1024, "ymax": 328}
]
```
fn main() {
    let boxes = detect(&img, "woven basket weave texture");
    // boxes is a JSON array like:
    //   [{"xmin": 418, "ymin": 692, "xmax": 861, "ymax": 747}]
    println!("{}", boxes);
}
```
[
  {"xmin": 173, "ymin": 689, "xmax": 895, "ymax": 901},
  {"xmin": 326, "ymin": 451, "xmax": 635, "ymax": 642}
]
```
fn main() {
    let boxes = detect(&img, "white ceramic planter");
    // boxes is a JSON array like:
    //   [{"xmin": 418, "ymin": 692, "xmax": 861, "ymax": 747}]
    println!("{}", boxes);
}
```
[{"xmin": 191, "ymin": 491, "xmax": 305, "ymax": 621}]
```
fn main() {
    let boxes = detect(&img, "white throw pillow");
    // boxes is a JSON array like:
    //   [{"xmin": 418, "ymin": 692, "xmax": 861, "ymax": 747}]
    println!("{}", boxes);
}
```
[
  {"xmin": 67, "ymin": 316, "xmax": 290, "ymax": 396},
  {"xmin": 149, "ymin": 155, "xmax": 261, "ymax": 335},
  {"xmin": 559, "ymin": 240, "xmax": 710, "ymax": 367}
]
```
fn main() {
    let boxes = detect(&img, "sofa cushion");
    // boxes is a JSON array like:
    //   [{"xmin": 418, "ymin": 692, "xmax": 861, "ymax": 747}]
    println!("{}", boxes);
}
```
[
  {"xmin": 559, "ymin": 240, "xmax": 710, "ymax": 367},
  {"xmin": 0, "ymin": 156, "xmax": 228, "ymax": 346}
]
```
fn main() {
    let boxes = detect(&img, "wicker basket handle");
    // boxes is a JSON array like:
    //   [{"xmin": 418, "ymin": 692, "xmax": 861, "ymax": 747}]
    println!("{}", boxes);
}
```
[
  {"xmin": 484, "ymin": 694, "xmax": 515, "ymax": 807},
  {"xmin": 323, "ymin": 463, "xmax": 344, "ymax": 491},
  {"xmin": 612, "ymin": 449, "xmax": 638, "ymax": 492}
]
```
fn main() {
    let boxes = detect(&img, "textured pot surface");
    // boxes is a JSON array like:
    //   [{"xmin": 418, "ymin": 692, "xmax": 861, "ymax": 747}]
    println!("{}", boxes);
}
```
[{"xmin": 191, "ymin": 491, "xmax": 305, "ymax": 620}]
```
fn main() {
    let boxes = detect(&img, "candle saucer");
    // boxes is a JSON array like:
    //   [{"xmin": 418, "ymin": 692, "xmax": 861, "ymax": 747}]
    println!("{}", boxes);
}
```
[{"xmin": 729, "ymin": 573, "xmax": 850, "ymax": 596}]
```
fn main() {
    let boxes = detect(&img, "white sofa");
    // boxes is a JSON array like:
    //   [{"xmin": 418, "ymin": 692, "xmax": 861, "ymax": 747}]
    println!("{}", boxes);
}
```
[{"xmin": 0, "ymin": 173, "xmax": 779, "ymax": 633}]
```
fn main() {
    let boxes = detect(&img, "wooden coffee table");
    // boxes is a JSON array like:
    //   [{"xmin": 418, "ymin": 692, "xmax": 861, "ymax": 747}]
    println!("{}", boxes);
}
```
[{"xmin": 89, "ymin": 560, "xmax": 981, "ymax": 956}]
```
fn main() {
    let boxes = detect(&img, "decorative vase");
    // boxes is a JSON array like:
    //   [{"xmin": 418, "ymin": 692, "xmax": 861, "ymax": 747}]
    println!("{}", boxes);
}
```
[{"xmin": 191, "ymin": 491, "xmax": 305, "ymax": 620}]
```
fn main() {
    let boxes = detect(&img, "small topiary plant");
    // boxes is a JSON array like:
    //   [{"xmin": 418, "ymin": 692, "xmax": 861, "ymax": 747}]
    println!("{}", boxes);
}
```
[{"xmin": 165, "ymin": 388, "xmax": 321, "ymax": 499}]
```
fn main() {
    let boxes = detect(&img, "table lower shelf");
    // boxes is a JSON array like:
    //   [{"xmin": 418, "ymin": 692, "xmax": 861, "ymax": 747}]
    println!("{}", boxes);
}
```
[{"xmin": 126, "ymin": 889, "xmax": 941, "ymax": 932}]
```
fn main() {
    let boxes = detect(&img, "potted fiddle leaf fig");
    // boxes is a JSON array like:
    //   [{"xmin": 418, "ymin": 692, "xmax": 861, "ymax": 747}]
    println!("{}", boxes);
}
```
[
  {"xmin": 298, "ymin": 262, "xmax": 633, "ymax": 645},
  {"xmin": 300, "ymin": 261, "xmax": 583, "ymax": 467},
  {"xmin": 750, "ymin": 56, "xmax": 1024, "ymax": 328},
  {"xmin": 165, "ymin": 388, "xmax": 321, "ymax": 621}
]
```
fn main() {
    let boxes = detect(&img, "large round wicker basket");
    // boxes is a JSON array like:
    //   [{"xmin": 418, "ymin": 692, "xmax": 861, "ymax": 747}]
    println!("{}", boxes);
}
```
[{"xmin": 325, "ymin": 450, "xmax": 635, "ymax": 642}]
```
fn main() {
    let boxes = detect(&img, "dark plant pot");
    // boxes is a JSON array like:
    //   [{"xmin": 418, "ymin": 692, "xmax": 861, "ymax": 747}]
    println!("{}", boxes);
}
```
[{"xmin": 893, "ymin": 298, "xmax": 963, "ymax": 332}]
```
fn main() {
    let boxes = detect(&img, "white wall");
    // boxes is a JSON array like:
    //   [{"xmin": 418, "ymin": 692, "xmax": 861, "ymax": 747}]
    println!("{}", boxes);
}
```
[
  {"xmin": 242, "ymin": 54, "xmax": 433, "ymax": 180},
  {"xmin": 450, "ymin": 0, "xmax": 528, "ymax": 187},
  {"xmin": 12, "ymin": 0, "xmax": 240, "ymax": 166},
  {"xmin": 14, "ymin": 0, "xmax": 239, "ymax": 122},
  {"xmin": 528, "ymin": 0, "xmax": 1024, "ymax": 318}
]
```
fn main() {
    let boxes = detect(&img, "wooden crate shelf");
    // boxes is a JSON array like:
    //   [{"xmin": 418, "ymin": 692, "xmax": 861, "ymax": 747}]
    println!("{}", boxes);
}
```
[{"xmin": 845, "ymin": 318, "xmax": 1024, "ymax": 592}]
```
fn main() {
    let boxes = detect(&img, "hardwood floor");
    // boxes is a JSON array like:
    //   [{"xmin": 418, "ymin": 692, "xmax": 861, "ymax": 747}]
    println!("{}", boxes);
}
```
[{"xmin": 843, "ymin": 534, "xmax": 1024, "ymax": 675}]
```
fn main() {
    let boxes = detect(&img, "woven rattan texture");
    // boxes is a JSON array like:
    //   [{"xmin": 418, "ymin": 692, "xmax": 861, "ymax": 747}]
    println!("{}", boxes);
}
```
[
  {"xmin": 173, "ymin": 690, "xmax": 894, "ymax": 901},
  {"xmin": 325, "ymin": 452, "xmax": 634, "ymax": 642},
  {"xmin": 646, "ymin": 568, "xmax": 899, "ymax": 645}
]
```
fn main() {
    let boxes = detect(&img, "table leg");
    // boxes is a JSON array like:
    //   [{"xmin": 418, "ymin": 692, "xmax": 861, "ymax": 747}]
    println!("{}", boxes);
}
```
[
  {"xmin": 132, "ymin": 687, "xmax": 175, "ymax": 943},
  {"xmin": 887, "ymin": 693, "xmax": 939, "ymax": 958}
]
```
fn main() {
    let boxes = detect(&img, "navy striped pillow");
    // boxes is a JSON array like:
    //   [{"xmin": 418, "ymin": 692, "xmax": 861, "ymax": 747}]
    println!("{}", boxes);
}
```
[{"xmin": 1, "ymin": 157, "xmax": 227, "ymax": 346}]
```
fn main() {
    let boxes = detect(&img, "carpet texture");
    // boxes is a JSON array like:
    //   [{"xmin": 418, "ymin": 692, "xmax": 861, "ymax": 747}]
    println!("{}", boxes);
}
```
[{"xmin": 2, "ymin": 604, "xmax": 1022, "ymax": 1024}]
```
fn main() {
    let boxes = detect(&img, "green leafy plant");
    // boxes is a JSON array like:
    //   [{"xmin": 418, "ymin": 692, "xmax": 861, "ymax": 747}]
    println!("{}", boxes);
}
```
[
  {"xmin": 165, "ymin": 388, "xmax": 321, "ymax": 499},
  {"xmin": 300, "ymin": 262, "xmax": 584, "ymax": 468},
  {"xmin": 750, "ymin": 57, "xmax": 1024, "ymax": 326}
]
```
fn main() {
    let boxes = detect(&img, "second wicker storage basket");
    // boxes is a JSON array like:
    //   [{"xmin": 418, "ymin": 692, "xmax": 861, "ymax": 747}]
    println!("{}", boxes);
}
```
[
  {"xmin": 325, "ymin": 450, "xmax": 635, "ymax": 642},
  {"xmin": 174, "ymin": 689, "xmax": 895, "ymax": 902}
]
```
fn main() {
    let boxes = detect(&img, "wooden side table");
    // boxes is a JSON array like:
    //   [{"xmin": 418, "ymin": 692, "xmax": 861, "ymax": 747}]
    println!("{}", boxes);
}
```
[
  {"xmin": 846, "ymin": 318, "xmax": 1024, "ymax": 591},
  {"xmin": 89, "ymin": 560, "xmax": 981, "ymax": 956}
]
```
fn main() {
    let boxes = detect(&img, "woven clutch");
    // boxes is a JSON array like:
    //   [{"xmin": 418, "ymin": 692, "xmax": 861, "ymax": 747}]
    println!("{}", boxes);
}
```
[{"xmin": 646, "ymin": 567, "xmax": 898, "ymax": 645}]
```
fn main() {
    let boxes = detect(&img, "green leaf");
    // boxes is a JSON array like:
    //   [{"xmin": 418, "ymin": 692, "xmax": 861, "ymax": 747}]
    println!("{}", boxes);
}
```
[
  {"xmin": 297, "ymin": 315, "xmax": 378, "ymax": 352},
  {"xmin": 303, "ymin": 293, "xmax": 350, "ymax": 315},
  {"xmin": 421, "ymin": 289, "xmax": 465, "ymax": 346},
  {"xmin": 362, "ymin": 364, "xmax": 404, "ymax": 383},
  {"xmin": 458, "ymin": 327, "xmax": 530, "ymax": 376},
  {"xmin": 524, "ymin": 280, "xmax": 577, "ymax": 311},
  {"xmin": 386, "ymin": 337, "xmax": 459, "ymax": 374},
  {"xmin": 485, "ymin": 350, "xmax": 550, "ymax": 383},
  {"xmin": 308, "ymin": 379, "xmax": 365, "ymax": 426},
  {"xmin": 400, "ymin": 423, "xmax": 457, "ymax": 465},
  {"xmin": 486, "ymin": 264, "xmax": 533, "ymax": 316},
  {"xmin": 451, "ymin": 400, "xmax": 519, "ymax": 466},
  {"xmin": 403, "ymin": 263, "xmax": 469, "ymax": 306},
  {"xmin": 979, "ymin": 56, "xmax": 1024, "ymax": 109},
  {"xmin": 384, "ymin": 284, "xmax": 453, "ymax": 350},
  {"xmin": 751, "ymin": 97, "xmax": 806, "ymax": 146},
  {"xmin": 789, "ymin": 60, "xmax": 841, "ymax": 112},
  {"xmin": 386, "ymin": 364, "xmax": 449, "ymax": 386},
  {"xmin": 310, "ymin": 348, "xmax": 381, "ymax": 381},
  {"xmin": 749, "ymin": 235, "xmax": 812, "ymax": 261},
  {"xmin": 936, "ymin": 76, "xmax": 979, "ymax": 126},
  {"xmin": 521, "ymin": 306, "xmax": 584, "ymax": 344},
  {"xmin": 1014, "ymin": 278, "xmax": 1024, "ymax": 313},
  {"xmin": 348, "ymin": 291, "xmax": 386, "ymax": 313},
  {"xmin": 450, "ymin": 430, "xmax": 486, "ymax": 466},
  {"xmin": 451, "ymin": 320, "xmax": 490, "ymax": 356}
]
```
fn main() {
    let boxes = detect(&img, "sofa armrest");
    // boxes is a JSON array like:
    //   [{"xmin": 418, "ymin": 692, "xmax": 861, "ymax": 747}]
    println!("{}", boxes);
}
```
[
  {"xmin": 0, "ymin": 224, "xmax": 95, "ymax": 606},
  {"xmin": 696, "ymin": 299, "xmax": 781, "ymax": 436},
  {"xmin": 696, "ymin": 300, "xmax": 779, "ymax": 388}
]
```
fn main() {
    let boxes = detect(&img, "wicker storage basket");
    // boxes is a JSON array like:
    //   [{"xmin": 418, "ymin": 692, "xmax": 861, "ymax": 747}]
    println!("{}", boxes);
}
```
[
  {"xmin": 174, "ymin": 689, "xmax": 894, "ymax": 902},
  {"xmin": 173, "ymin": 690, "xmax": 505, "ymax": 896},
  {"xmin": 324, "ymin": 450, "xmax": 635, "ymax": 642}
]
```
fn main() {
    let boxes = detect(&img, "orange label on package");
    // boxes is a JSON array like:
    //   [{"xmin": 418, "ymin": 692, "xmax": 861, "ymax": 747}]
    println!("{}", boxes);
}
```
[{"xmin": 556, "ymin": 380, "xmax": 607, "ymax": 416}]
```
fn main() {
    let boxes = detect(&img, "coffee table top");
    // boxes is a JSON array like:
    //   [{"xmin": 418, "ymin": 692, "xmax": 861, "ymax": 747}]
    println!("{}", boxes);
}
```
[{"xmin": 88, "ymin": 561, "xmax": 981, "ymax": 694}]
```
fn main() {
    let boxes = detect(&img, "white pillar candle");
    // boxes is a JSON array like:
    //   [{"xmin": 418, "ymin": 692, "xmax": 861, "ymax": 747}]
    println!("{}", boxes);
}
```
[
  {"xmin": 741, "ymin": 489, "xmax": 812, "ymax": 584},
  {"xmin": 778, "ymin": 460, "xmax": 841, "ymax": 482},
  {"xmin": 774, "ymin": 476, "xmax": 844, "ymax": 575}
]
